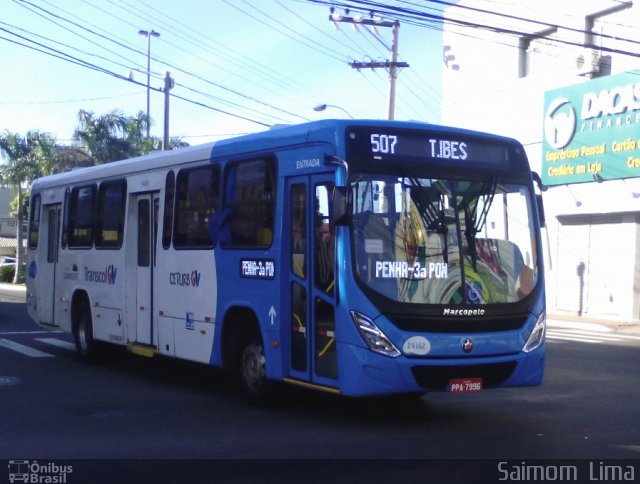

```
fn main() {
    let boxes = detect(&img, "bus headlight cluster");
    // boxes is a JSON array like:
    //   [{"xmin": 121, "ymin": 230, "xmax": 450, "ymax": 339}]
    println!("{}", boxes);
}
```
[
  {"xmin": 522, "ymin": 311, "xmax": 546, "ymax": 353},
  {"xmin": 350, "ymin": 311, "xmax": 401, "ymax": 358}
]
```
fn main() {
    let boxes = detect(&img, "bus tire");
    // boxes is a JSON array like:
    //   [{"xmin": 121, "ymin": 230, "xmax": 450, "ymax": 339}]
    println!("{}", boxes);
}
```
[
  {"xmin": 73, "ymin": 298, "xmax": 97, "ymax": 362},
  {"xmin": 238, "ymin": 332, "xmax": 274, "ymax": 403}
]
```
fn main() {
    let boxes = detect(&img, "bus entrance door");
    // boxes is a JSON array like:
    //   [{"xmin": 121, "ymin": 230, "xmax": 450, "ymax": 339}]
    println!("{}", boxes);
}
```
[
  {"xmin": 132, "ymin": 192, "xmax": 160, "ymax": 348},
  {"xmin": 286, "ymin": 175, "xmax": 338, "ymax": 389},
  {"xmin": 37, "ymin": 204, "xmax": 61, "ymax": 327}
]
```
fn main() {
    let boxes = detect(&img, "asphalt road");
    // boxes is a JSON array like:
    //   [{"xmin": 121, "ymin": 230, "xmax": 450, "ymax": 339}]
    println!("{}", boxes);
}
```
[{"xmin": 1, "ymin": 288, "xmax": 639, "ymax": 483}]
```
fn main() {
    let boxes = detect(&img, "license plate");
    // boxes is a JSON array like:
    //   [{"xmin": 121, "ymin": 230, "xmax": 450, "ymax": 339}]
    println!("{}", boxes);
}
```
[{"xmin": 449, "ymin": 378, "xmax": 483, "ymax": 393}]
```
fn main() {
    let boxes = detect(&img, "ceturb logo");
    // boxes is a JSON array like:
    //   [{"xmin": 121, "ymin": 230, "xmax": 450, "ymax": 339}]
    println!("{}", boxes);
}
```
[
  {"xmin": 84, "ymin": 265, "xmax": 117, "ymax": 285},
  {"xmin": 443, "ymin": 308, "xmax": 485, "ymax": 316},
  {"xmin": 169, "ymin": 270, "xmax": 201, "ymax": 287}
]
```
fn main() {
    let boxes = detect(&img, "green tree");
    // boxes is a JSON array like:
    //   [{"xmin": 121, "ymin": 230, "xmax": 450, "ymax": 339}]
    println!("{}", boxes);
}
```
[
  {"xmin": 74, "ymin": 109, "xmax": 188, "ymax": 164},
  {"xmin": 74, "ymin": 109, "xmax": 138, "ymax": 163},
  {"xmin": 0, "ymin": 130, "xmax": 56, "ymax": 283}
]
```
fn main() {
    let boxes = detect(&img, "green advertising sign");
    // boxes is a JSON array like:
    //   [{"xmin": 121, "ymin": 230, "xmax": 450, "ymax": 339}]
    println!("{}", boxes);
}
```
[{"xmin": 542, "ymin": 70, "xmax": 640, "ymax": 186}]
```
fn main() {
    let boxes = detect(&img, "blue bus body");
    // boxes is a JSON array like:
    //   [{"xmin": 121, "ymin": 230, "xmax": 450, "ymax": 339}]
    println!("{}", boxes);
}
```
[{"xmin": 207, "ymin": 120, "xmax": 545, "ymax": 397}]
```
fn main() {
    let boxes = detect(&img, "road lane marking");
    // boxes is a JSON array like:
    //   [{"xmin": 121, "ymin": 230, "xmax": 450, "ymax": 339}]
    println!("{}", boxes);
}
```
[
  {"xmin": 0, "ymin": 338, "xmax": 54, "ymax": 357},
  {"xmin": 0, "ymin": 330, "xmax": 64, "ymax": 335},
  {"xmin": 546, "ymin": 329, "xmax": 640, "ymax": 345},
  {"xmin": 35, "ymin": 338, "xmax": 75, "ymax": 351}
]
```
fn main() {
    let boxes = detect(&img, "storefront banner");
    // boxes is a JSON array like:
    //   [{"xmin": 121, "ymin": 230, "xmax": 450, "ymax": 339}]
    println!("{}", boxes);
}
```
[{"xmin": 542, "ymin": 69, "xmax": 640, "ymax": 186}]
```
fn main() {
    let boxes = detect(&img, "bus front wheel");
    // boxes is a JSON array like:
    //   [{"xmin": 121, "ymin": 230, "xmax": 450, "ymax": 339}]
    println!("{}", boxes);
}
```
[
  {"xmin": 73, "ymin": 299, "xmax": 97, "ymax": 362},
  {"xmin": 238, "ymin": 335, "xmax": 273, "ymax": 403}
]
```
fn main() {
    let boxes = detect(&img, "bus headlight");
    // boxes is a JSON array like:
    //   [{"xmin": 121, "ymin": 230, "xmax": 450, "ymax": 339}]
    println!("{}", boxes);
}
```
[
  {"xmin": 350, "ymin": 311, "xmax": 401, "ymax": 358},
  {"xmin": 523, "ymin": 312, "xmax": 546, "ymax": 353}
]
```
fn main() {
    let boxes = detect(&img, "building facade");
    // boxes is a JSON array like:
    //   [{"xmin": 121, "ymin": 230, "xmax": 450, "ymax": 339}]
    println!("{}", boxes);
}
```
[{"xmin": 441, "ymin": 0, "xmax": 640, "ymax": 322}]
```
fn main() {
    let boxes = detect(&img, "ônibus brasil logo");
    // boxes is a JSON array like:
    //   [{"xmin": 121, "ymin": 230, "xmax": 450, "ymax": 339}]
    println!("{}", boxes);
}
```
[{"xmin": 84, "ymin": 265, "xmax": 117, "ymax": 285}]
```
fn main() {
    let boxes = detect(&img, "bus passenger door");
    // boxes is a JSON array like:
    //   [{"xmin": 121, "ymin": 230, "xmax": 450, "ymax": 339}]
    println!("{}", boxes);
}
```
[
  {"xmin": 133, "ymin": 192, "xmax": 159, "ymax": 347},
  {"xmin": 286, "ymin": 175, "xmax": 338, "ymax": 387},
  {"xmin": 37, "ymin": 204, "xmax": 61, "ymax": 326}
]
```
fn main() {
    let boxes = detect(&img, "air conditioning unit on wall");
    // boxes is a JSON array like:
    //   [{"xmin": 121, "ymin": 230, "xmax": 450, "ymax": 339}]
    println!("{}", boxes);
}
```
[{"xmin": 576, "ymin": 48, "xmax": 602, "ymax": 76}]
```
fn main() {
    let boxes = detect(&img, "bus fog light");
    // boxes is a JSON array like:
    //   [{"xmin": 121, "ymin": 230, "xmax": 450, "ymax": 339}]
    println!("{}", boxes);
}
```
[
  {"xmin": 523, "ymin": 312, "xmax": 546, "ymax": 353},
  {"xmin": 350, "ymin": 311, "xmax": 401, "ymax": 358}
]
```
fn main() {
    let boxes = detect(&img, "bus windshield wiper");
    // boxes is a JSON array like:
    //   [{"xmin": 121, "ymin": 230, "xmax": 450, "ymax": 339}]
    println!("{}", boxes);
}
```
[
  {"xmin": 408, "ymin": 178, "xmax": 449, "ymax": 264},
  {"xmin": 463, "ymin": 177, "xmax": 498, "ymax": 270}
]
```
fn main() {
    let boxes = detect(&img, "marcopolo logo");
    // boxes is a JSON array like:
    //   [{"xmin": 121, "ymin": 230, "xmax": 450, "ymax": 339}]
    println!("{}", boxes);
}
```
[
  {"xmin": 544, "ymin": 97, "xmax": 577, "ymax": 149},
  {"xmin": 84, "ymin": 265, "xmax": 117, "ymax": 285}
]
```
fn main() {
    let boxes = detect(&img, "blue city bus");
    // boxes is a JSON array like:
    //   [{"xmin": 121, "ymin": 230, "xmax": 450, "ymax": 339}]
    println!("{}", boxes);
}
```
[{"xmin": 27, "ymin": 119, "xmax": 545, "ymax": 400}]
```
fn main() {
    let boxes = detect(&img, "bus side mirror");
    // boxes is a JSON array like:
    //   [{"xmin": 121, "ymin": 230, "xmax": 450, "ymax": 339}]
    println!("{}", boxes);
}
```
[
  {"xmin": 531, "ymin": 172, "xmax": 546, "ymax": 228},
  {"xmin": 332, "ymin": 186, "xmax": 351, "ymax": 226}
]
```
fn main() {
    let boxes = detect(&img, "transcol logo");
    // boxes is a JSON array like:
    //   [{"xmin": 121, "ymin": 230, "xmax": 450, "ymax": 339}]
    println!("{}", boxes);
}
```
[
  {"xmin": 84, "ymin": 264, "xmax": 117, "ymax": 285},
  {"xmin": 544, "ymin": 97, "xmax": 577, "ymax": 149},
  {"xmin": 169, "ymin": 270, "xmax": 201, "ymax": 287}
]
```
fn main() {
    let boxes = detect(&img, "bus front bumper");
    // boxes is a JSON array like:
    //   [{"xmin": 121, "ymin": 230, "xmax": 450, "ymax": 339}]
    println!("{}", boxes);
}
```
[{"xmin": 338, "ymin": 343, "xmax": 545, "ymax": 397}]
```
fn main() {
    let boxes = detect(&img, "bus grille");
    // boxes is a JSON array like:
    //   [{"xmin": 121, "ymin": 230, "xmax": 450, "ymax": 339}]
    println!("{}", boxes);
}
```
[
  {"xmin": 390, "ymin": 313, "xmax": 528, "ymax": 333},
  {"xmin": 411, "ymin": 362, "xmax": 517, "ymax": 390}
]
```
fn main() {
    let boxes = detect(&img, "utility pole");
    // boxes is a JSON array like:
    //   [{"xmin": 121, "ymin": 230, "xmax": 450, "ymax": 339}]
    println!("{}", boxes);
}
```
[
  {"xmin": 330, "ymin": 12, "xmax": 408, "ymax": 120},
  {"xmin": 163, "ymin": 71, "xmax": 175, "ymax": 150}
]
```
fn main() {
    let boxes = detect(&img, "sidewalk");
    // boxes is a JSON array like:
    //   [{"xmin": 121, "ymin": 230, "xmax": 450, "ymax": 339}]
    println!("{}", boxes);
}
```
[
  {"xmin": 547, "ymin": 311, "xmax": 640, "ymax": 335},
  {"xmin": 0, "ymin": 282, "xmax": 26, "ymax": 293}
]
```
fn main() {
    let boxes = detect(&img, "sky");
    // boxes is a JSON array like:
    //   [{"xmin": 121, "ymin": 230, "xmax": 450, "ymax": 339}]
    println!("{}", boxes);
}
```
[{"xmin": 0, "ymin": 0, "xmax": 445, "ymax": 146}]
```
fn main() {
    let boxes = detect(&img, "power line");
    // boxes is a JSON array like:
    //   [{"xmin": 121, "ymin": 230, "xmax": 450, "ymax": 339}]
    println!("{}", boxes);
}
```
[
  {"xmin": 0, "ymin": 28, "xmax": 272, "ymax": 128},
  {"xmin": 11, "ymin": 0, "xmax": 311, "ymax": 124},
  {"xmin": 305, "ymin": 0, "xmax": 640, "ymax": 59}
]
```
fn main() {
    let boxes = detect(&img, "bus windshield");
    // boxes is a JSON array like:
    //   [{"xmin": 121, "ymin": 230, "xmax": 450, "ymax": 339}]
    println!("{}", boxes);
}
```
[{"xmin": 350, "ymin": 174, "xmax": 538, "ymax": 306}]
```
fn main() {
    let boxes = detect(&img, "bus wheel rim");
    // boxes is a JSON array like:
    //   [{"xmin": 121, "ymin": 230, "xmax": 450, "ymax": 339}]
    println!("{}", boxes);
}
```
[{"xmin": 241, "ymin": 343, "xmax": 265, "ymax": 390}]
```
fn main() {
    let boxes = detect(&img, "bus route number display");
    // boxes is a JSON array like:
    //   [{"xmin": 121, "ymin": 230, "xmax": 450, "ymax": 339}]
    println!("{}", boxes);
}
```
[
  {"xmin": 350, "ymin": 128, "xmax": 509, "ymax": 166},
  {"xmin": 371, "ymin": 133, "xmax": 468, "ymax": 161},
  {"xmin": 240, "ymin": 259, "xmax": 275, "ymax": 280}
]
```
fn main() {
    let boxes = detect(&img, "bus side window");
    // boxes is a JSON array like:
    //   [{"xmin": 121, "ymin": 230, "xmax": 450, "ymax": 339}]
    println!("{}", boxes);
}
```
[
  {"xmin": 220, "ymin": 159, "xmax": 276, "ymax": 248},
  {"xmin": 68, "ymin": 184, "xmax": 97, "ymax": 248},
  {"xmin": 28, "ymin": 194, "xmax": 41, "ymax": 250},
  {"xmin": 162, "ymin": 171, "xmax": 175, "ymax": 249},
  {"xmin": 61, "ymin": 189, "xmax": 70, "ymax": 249},
  {"xmin": 96, "ymin": 180, "xmax": 126, "ymax": 249},
  {"xmin": 173, "ymin": 165, "xmax": 219, "ymax": 248},
  {"xmin": 314, "ymin": 183, "xmax": 334, "ymax": 295},
  {"xmin": 291, "ymin": 184, "xmax": 306, "ymax": 278}
]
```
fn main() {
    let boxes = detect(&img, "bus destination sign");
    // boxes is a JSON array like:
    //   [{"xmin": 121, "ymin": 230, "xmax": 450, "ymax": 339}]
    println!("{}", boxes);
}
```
[{"xmin": 347, "ymin": 128, "xmax": 510, "ymax": 166}]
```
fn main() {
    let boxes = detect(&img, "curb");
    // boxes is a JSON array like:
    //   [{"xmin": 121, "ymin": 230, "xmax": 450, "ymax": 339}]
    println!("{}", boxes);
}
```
[{"xmin": 0, "ymin": 282, "xmax": 26, "ymax": 293}]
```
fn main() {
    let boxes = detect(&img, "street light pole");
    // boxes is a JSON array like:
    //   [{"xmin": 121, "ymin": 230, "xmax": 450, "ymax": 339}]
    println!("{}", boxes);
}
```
[
  {"xmin": 313, "ymin": 103, "xmax": 354, "ymax": 118},
  {"xmin": 138, "ymin": 29, "xmax": 160, "ymax": 138}
]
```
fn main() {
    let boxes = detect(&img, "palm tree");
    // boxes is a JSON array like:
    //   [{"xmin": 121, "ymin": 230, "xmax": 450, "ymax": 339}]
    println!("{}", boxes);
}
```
[
  {"xmin": 74, "ymin": 109, "xmax": 188, "ymax": 164},
  {"xmin": 0, "ymin": 130, "xmax": 56, "ymax": 283},
  {"xmin": 74, "ymin": 109, "xmax": 132, "ymax": 163}
]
